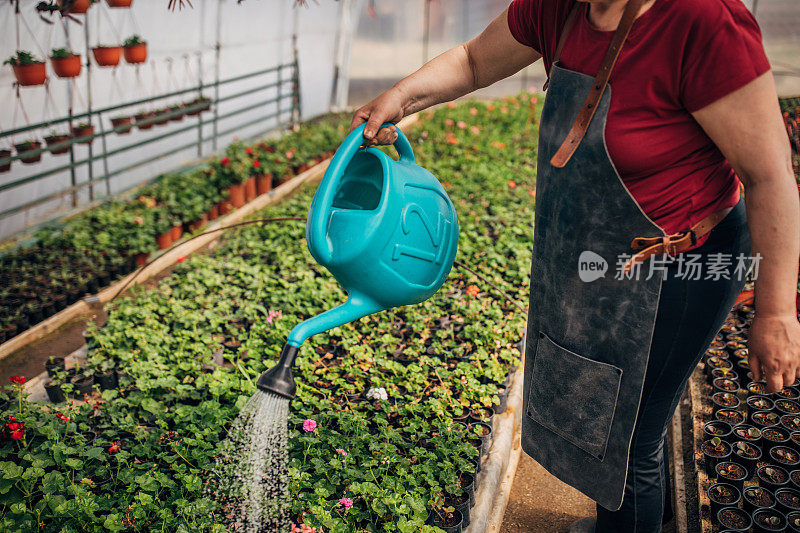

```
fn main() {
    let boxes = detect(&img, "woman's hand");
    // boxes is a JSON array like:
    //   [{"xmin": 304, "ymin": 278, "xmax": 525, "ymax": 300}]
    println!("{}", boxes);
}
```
[
  {"xmin": 349, "ymin": 87, "xmax": 405, "ymax": 146},
  {"xmin": 748, "ymin": 314, "xmax": 800, "ymax": 392}
]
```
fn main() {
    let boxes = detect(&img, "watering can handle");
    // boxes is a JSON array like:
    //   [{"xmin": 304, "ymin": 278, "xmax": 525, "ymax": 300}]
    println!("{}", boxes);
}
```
[{"xmin": 307, "ymin": 122, "xmax": 415, "ymax": 264}]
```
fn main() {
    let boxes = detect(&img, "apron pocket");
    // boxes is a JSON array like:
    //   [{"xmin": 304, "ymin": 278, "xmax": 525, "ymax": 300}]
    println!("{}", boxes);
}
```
[{"xmin": 525, "ymin": 332, "xmax": 623, "ymax": 460}]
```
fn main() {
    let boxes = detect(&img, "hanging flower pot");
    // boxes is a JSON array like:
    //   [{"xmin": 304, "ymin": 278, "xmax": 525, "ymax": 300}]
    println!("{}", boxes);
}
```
[
  {"xmin": 50, "ymin": 49, "xmax": 82, "ymax": 78},
  {"xmin": 123, "ymin": 36, "xmax": 147, "ymax": 64},
  {"xmin": 61, "ymin": 0, "xmax": 91, "ymax": 14},
  {"xmin": 71, "ymin": 122, "xmax": 95, "ymax": 144},
  {"xmin": 44, "ymin": 133, "xmax": 72, "ymax": 155},
  {"xmin": 185, "ymin": 96, "xmax": 211, "ymax": 115},
  {"xmin": 92, "ymin": 46, "xmax": 122, "ymax": 67},
  {"xmin": 134, "ymin": 110, "xmax": 155, "ymax": 130},
  {"xmin": 0, "ymin": 149, "xmax": 11, "ymax": 173},
  {"xmin": 110, "ymin": 115, "xmax": 133, "ymax": 134},
  {"xmin": 106, "ymin": 0, "xmax": 133, "ymax": 7},
  {"xmin": 14, "ymin": 140, "xmax": 43, "ymax": 164},
  {"xmin": 168, "ymin": 104, "xmax": 184, "ymax": 122},
  {"xmin": 5, "ymin": 51, "xmax": 47, "ymax": 86},
  {"xmin": 153, "ymin": 108, "xmax": 170, "ymax": 126}
]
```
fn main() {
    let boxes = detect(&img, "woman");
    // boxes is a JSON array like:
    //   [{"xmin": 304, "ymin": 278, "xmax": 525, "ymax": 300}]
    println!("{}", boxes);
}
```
[{"xmin": 352, "ymin": 0, "xmax": 800, "ymax": 531}]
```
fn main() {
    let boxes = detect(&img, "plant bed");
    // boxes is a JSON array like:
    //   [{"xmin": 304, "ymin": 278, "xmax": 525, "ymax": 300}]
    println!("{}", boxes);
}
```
[{"xmin": 0, "ymin": 96, "xmax": 537, "ymax": 530}]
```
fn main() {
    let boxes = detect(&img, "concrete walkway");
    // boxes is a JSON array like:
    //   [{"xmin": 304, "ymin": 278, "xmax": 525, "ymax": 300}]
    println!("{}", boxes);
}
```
[{"xmin": 500, "ymin": 453, "xmax": 595, "ymax": 533}]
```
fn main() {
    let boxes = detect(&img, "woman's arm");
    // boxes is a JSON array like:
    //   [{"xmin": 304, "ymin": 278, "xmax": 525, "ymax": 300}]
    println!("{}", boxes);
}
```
[
  {"xmin": 692, "ymin": 71, "xmax": 800, "ymax": 393},
  {"xmin": 350, "ymin": 7, "xmax": 540, "ymax": 144}
]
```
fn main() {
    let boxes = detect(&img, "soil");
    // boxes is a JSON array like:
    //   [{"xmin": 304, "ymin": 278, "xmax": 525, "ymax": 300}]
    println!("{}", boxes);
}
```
[
  {"xmin": 713, "ymin": 393, "xmax": 738, "ymax": 407},
  {"xmin": 709, "ymin": 485, "xmax": 736, "ymax": 504},
  {"xmin": 784, "ymin": 415, "xmax": 800, "ymax": 431},
  {"xmin": 772, "ymin": 446, "xmax": 800, "ymax": 465},
  {"xmin": 745, "ymin": 487, "xmax": 775, "ymax": 507},
  {"xmin": 778, "ymin": 399, "xmax": 800, "ymax": 413},
  {"xmin": 777, "ymin": 490, "xmax": 800, "ymax": 510},
  {"xmin": 702, "ymin": 440, "xmax": 730, "ymax": 457},
  {"xmin": 719, "ymin": 507, "xmax": 749, "ymax": 529},
  {"xmin": 717, "ymin": 409, "xmax": 744, "ymax": 425},
  {"xmin": 753, "ymin": 411, "xmax": 780, "ymax": 426},
  {"xmin": 763, "ymin": 428, "xmax": 789, "ymax": 442},
  {"xmin": 761, "ymin": 466, "xmax": 789, "ymax": 484},
  {"xmin": 733, "ymin": 424, "xmax": 761, "ymax": 441},
  {"xmin": 713, "ymin": 379, "xmax": 738, "ymax": 391}
]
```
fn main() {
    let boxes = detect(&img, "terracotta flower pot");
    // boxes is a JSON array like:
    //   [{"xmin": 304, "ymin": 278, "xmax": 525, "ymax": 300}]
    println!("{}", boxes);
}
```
[
  {"xmin": 155, "ymin": 231, "xmax": 172, "ymax": 250},
  {"xmin": 135, "ymin": 112, "xmax": 155, "ymax": 130},
  {"xmin": 123, "ymin": 43, "xmax": 147, "ymax": 65},
  {"xmin": 44, "ymin": 134, "xmax": 71, "ymax": 155},
  {"xmin": 71, "ymin": 125, "xmax": 95, "ymax": 144},
  {"xmin": 50, "ymin": 55, "xmax": 82, "ymax": 78},
  {"xmin": 0, "ymin": 149, "xmax": 12, "ymax": 173},
  {"xmin": 62, "ymin": 0, "xmax": 90, "ymax": 13},
  {"xmin": 186, "ymin": 213, "xmax": 209, "ymax": 233},
  {"xmin": 217, "ymin": 201, "xmax": 232, "ymax": 216},
  {"xmin": 227, "ymin": 184, "xmax": 246, "ymax": 208},
  {"xmin": 92, "ymin": 46, "xmax": 122, "ymax": 67},
  {"xmin": 11, "ymin": 63, "xmax": 47, "ymax": 86},
  {"xmin": 208, "ymin": 204, "xmax": 219, "ymax": 221},
  {"xmin": 106, "ymin": 0, "xmax": 133, "ymax": 7},
  {"xmin": 110, "ymin": 116, "xmax": 133, "ymax": 134},
  {"xmin": 245, "ymin": 177, "xmax": 257, "ymax": 201},
  {"xmin": 134, "ymin": 252, "xmax": 150, "ymax": 267},
  {"xmin": 256, "ymin": 173, "xmax": 272, "ymax": 195},
  {"xmin": 171, "ymin": 225, "xmax": 182, "ymax": 241},
  {"xmin": 15, "ymin": 142, "xmax": 43, "ymax": 164}
]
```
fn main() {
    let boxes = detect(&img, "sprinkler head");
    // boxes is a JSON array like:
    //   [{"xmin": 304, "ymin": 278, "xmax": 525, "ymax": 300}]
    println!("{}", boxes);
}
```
[{"xmin": 256, "ymin": 344, "xmax": 299, "ymax": 400}]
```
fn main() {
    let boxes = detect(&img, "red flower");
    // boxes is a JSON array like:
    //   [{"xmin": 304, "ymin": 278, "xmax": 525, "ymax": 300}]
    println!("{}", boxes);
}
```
[
  {"xmin": 9, "ymin": 376, "xmax": 25, "ymax": 385},
  {"xmin": 220, "ymin": 157, "xmax": 230, "ymax": 166},
  {"xmin": 245, "ymin": 147, "xmax": 253, "ymax": 155},
  {"xmin": 466, "ymin": 284, "xmax": 479, "ymax": 298},
  {"xmin": 266, "ymin": 146, "xmax": 275, "ymax": 153},
  {"xmin": 6, "ymin": 421, "xmax": 20, "ymax": 431},
  {"xmin": 176, "ymin": 256, "xmax": 186, "ymax": 263},
  {"xmin": 10, "ymin": 430, "xmax": 23, "ymax": 440},
  {"xmin": 253, "ymin": 160, "xmax": 261, "ymax": 168},
  {"xmin": 55, "ymin": 414, "xmax": 68, "ymax": 423},
  {"xmin": 108, "ymin": 441, "xmax": 121, "ymax": 454},
  {"xmin": 508, "ymin": 180, "xmax": 517, "ymax": 188}
]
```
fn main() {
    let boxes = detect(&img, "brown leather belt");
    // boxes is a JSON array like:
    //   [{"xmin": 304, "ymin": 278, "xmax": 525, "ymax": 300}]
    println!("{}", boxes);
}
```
[{"xmin": 621, "ymin": 205, "xmax": 734, "ymax": 273}]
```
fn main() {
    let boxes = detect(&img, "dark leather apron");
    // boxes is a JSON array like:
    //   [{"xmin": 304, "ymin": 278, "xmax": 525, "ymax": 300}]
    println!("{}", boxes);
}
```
[{"xmin": 521, "ymin": 0, "xmax": 664, "ymax": 510}]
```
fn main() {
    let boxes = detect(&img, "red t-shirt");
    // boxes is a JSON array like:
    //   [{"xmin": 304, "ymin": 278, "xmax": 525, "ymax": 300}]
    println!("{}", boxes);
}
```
[{"xmin": 508, "ymin": 0, "xmax": 771, "ymax": 246}]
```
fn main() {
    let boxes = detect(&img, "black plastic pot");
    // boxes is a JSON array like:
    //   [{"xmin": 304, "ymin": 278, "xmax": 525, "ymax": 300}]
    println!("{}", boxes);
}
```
[
  {"xmin": 94, "ymin": 369, "xmax": 118, "ymax": 390},
  {"xmin": 427, "ymin": 507, "xmax": 463, "ymax": 533},
  {"xmin": 44, "ymin": 379, "xmax": 66, "ymax": 403},
  {"xmin": 747, "ymin": 395, "xmax": 775, "ymax": 416},
  {"xmin": 758, "ymin": 464, "xmax": 790, "ymax": 492},
  {"xmin": 708, "ymin": 483, "xmax": 741, "ymax": 519},
  {"xmin": 787, "ymin": 510, "xmax": 800, "ymax": 532},
  {"xmin": 743, "ymin": 486, "xmax": 776, "ymax": 514},
  {"xmin": 762, "ymin": 427, "xmax": 791, "ymax": 455},
  {"xmin": 703, "ymin": 420, "xmax": 733, "ymax": 441},
  {"xmin": 492, "ymin": 383, "xmax": 508, "ymax": 414},
  {"xmin": 472, "ymin": 421, "xmax": 493, "ymax": 457},
  {"xmin": 777, "ymin": 387, "xmax": 800, "ymax": 401},
  {"xmin": 731, "ymin": 423, "xmax": 762, "ymax": 445},
  {"xmin": 445, "ymin": 490, "xmax": 471, "ymax": 527},
  {"xmin": 712, "ymin": 367, "xmax": 739, "ymax": 383},
  {"xmin": 712, "ymin": 392, "xmax": 741, "ymax": 415},
  {"xmin": 717, "ymin": 506, "xmax": 752, "ymax": 531},
  {"xmin": 775, "ymin": 487, "xmax": 800, "ymax": 515},
  {"xmin": 783, "ymin": 415, "xmax": 800, "ymax": 433},
  {"xmin": 777, "ymin": 399, "xmax": 800, "ymax": 416},
  {"xmin": 752, "ymin": 410, "xmax": 781, "ymax": 429},
  {"xmin": 460, "ymin": 471, "xmax": 475, "ymax": 507},
  {"xmin": 752, "ymin": 507, "xmax": 788, "ymax": 532},
  {"xmin": 703, "ymin": 439, "xmax": 733, "ymax": 477},
  {"xmin": 70, "ymin": 375, "xmax": 94, "ymax": 397},
  {"xmin": 45, "ymin": 356, "xmax": 66, "ymax": 377},
  {"xmin": 713, "ymin": 377, "xmax": 740, "ymax": 395},
  {"xmin": 716, "ymin": 461, "xmax": 748, "ymax": 492},
  {"xmin": 771, "ymin": 445, "xmax": 800, "ymax": 469},
  {"xmin": 730, "ymin": 440, "xmax": 762, "ymax": 474}
]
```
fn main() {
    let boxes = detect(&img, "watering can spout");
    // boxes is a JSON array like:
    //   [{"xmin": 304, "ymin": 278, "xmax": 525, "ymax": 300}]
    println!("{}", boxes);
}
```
[{"xmin": 286, "ymin": 292, "xmax": 384, "ymax": 348}]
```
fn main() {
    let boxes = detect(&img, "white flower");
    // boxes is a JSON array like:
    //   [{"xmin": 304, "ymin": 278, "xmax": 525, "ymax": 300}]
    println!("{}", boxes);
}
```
[{"xmin": 366, "ymin": 387, "xmax": 388, "ymax": 401}]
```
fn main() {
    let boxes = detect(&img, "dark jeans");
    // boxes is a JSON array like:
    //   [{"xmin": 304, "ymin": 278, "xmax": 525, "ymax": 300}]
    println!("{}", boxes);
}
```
[{"xmin": 596, "ymin": 199, "xmax": 751, "ymax": 533}]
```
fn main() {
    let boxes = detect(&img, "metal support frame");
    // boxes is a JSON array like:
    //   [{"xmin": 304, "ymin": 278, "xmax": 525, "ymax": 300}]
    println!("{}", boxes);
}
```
[{"xmin": 0, "ymin": 64, "xmax": 298, "ymax": 223}]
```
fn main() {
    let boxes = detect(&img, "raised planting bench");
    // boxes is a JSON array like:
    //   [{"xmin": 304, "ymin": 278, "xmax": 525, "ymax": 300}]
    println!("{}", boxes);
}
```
[{"xmin": 0, "ymin": 95, "xmax": 539, "ymax": 532}]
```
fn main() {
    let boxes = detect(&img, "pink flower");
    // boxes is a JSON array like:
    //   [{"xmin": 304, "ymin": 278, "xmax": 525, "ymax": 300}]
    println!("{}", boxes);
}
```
[
  {"xmin": 302, "ymin": 419, "xmax": 317, "ymax": 432},
  {"xmin": 336, "ymin": 448, "xmax": 347, "ymax": 456},
  {"xmin": 266, "ymin": 310, "xmax": 282, "ymax": 324},
  {"xmin": 457, "ymin": 121, "xmax": 467, "ymax": 129},
  {"xmin": 285, "ymin": 150, "xmax": 295, "ymax": 159},
  {"xmin": 134, "ymin": 217, "xmax": 143, "ymax": 225},
  {"xmin": 444, "ymin": 118, "xmax": 454, "ymax": 127},
  {"xmin": 529, "ymin": 189, "xmax": 535, "ymax": 197},
  {"xmin": 469, "ymin": 126, "xmax": 480, "ymax": 135},
  {"xmin": 9, "ymin": 376, "xmax": 25, "ymax": 385},
  {"xmin": 339, "ymin": 497, "xmax": 353, "ymax": 511},
  {"xmin": 469, "ymin": 107, "xmax": 478, "ymax": 115}
]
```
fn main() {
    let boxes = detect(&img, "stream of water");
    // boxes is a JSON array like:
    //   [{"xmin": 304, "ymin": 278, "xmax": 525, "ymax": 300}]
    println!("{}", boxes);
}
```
[{"xmin": 209, "ymin": 391, "xmax": 291, "ymax": 532}]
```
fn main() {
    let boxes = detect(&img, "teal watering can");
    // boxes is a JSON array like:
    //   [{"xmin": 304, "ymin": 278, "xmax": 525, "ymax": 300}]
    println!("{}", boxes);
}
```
[{"xmin": 256, "ymin": 122, "xmax": 459, "ymax": 399}]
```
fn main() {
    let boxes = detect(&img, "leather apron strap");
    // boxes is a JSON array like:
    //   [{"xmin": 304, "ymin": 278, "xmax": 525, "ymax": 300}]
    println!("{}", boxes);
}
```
[{"xmin": 549, "ymin": 0, "xmax": 647, "ymax": 168}]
